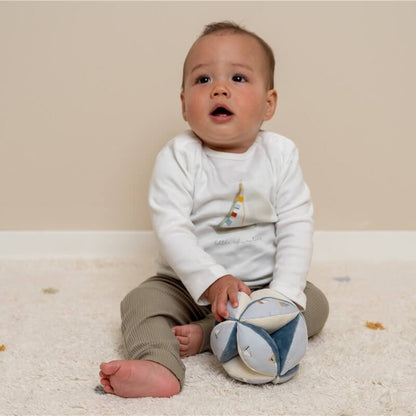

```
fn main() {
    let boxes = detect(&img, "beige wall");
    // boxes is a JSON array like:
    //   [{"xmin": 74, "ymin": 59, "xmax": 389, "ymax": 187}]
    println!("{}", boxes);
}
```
[{"xmin": 1, "ymin": 1, "xmax": 415, "ymax": 231}]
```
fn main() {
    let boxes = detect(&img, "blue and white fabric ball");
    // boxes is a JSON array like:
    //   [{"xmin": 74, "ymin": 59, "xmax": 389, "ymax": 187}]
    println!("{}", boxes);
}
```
[{"xmin": 210, "ymin": 289, "xmax": 307, "ymax": 384}]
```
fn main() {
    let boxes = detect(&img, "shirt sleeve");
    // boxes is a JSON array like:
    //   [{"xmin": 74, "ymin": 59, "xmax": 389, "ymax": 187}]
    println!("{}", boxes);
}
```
[
  {"xmin": 148, "ymin": 138, "xmax": 228, "ymax": 305},
  {"xmin": 270, "ymin": 144, "xmax": 313, "ymax": 310}
]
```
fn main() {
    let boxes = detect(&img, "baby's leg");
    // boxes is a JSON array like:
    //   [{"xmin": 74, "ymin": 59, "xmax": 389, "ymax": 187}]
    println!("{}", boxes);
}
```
[
  {"xmin": 172, "ymin": 314, "xmax": 214, "ymax": 357},
  {"xmin": 100, "ymin": 275, "xmax": 210, "ymax": 398}
]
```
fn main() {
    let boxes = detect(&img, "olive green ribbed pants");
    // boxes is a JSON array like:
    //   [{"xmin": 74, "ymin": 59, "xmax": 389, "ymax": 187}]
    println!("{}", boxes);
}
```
[{"xmin": 120, "ymin": 275, "xmax": 329, "ymax": 388}]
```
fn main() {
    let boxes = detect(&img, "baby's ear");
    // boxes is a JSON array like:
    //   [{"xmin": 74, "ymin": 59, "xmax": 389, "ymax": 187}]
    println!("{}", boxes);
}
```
[
  {"xmin": 180, "ymin": 92, "xmax": 187, "ymax": 121},
  {"xmin": 263, "ymin": 89, "xmax": 277, "ymax": 121}
]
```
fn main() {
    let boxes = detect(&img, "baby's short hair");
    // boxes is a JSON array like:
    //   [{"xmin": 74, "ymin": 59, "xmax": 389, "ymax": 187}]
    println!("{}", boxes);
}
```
[{"xmin": 182, "ymin": 21, "xmax": 275, "ymax": 90}]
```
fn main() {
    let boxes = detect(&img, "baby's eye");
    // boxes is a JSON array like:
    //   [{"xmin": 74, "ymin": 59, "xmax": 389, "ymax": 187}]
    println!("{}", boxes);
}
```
[
  {"xmin": 196, "ymin": 76, "xmax": 211, "ymax": 84},
  {"xmin": 232, "ymin": 74, "xmax": 247, "ymax": 83}
]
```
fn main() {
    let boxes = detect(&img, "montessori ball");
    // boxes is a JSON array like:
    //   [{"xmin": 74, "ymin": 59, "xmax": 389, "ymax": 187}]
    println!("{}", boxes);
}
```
[{"xmin": 210, "ymin": 289, "xmax": 307, "ymax": 384}]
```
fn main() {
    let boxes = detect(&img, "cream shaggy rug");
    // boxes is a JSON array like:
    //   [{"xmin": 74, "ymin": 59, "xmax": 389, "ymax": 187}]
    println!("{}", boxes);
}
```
[{"xmin": 1, "ymin": 257, "xmax": 415, "ymax": 416}]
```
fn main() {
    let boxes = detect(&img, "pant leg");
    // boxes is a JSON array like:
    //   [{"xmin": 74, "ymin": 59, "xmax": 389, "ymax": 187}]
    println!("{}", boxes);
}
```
[
  {"xmin": 120, "ymin": 275, "xmax": 211, "ymax": 388},
  {"xmin": 193, "ymin": 281, "xmax": 329, "ymax": 351}
]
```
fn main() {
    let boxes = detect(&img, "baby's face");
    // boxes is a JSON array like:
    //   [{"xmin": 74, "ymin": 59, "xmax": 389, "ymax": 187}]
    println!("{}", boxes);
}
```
[{"xmin": 181, "ymin": 33, "xmax": 277, "ymax": 153}]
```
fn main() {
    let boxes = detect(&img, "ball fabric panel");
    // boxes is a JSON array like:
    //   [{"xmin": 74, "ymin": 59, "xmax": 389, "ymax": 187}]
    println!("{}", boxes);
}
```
[
  {"xmin": 272, "ymin": 314, "xmax": 307, "ymax": 375},
  {"xmin": 226, "ymin": 292, "xmax": 250, "ymax": 319},
  {"xmin": 241, "ymin": 309, "xmax": 299, "ymax": 333},
  {"xmin": 210, "ymin": 320, "xmax": 238, "ymax": 363},
  {"xmin": 236, "ymin": 323, "xmax": 279, "ymax": 377},
  {"xmin": 272, "ymin": 364, "xmax": 300, "ymax": 385},
  {"xmin": 222, "ymin": 356, "xmax": 277, "ymax": 385},
  {"xmin": 234, "ymin": 289, "xmax": 300, "ymax": 333}
]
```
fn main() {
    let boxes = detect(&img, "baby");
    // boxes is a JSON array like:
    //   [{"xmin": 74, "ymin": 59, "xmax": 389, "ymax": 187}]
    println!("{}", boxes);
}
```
[{"xmin": 100, "ymin": 21, "xmax": 329, "ymax": 398}]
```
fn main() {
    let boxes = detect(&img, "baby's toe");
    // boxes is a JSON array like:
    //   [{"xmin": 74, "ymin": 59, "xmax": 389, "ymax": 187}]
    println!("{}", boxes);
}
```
[
  {"xmin": 175, "ymin": 335, "xmax": 190, "ymax": 345},
  {"xmin": 100, "ymin": 361, "xmax": 121, "ymax": 376},
  {"xmin": 102, "ymin": 384, "xmax": 114, "ymax": 394},
  {"xmin": 173, "ymin": 326, "xmax": 190, "ymax": 337}
]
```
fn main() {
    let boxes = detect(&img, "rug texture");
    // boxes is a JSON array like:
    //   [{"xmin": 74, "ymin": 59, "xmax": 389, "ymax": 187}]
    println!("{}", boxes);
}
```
[{"xmin": 1, "ymin": 257, "xmax": 415, "ymax": 416}]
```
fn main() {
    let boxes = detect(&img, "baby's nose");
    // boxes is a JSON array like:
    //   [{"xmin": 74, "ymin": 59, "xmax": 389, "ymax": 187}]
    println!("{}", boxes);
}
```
[{"xmin": 211, "ymin": 84, "xmax": 230, "ymax": 98}]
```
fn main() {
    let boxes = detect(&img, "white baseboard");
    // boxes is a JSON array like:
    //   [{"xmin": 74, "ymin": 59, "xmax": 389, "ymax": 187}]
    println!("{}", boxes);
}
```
[
  {"xmin": 0, "ymin": 230, "xmax": 415, "ymax": 262},
  {"xmin": 0, "ymin": 231, "xmax": 157, "ymax": 259},
  {"xmin": 312, "ymin": 231, "xmax": 416, "ymax": 262}
]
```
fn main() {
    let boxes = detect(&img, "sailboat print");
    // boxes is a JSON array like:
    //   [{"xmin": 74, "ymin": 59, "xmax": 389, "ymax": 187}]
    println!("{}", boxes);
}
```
[
  {"xmin": 214, "ymin": 182, "xmax": 276, "ymax": 233},
  {"xmin": 215, "ymin": 182, "xmax": 246, "ymax": 229}
]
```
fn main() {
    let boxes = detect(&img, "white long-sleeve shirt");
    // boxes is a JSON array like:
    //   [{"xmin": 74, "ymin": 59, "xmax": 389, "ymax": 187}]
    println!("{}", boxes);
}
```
[{"xmin": 149, "ymin": 130, "xmax": 313, "ymax": 309}]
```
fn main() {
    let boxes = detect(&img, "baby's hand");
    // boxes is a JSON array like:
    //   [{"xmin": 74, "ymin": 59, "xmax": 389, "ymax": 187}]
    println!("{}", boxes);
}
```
[{"xmin": 203, "ymin": 275, "xmax": 251, "ymax": 322}]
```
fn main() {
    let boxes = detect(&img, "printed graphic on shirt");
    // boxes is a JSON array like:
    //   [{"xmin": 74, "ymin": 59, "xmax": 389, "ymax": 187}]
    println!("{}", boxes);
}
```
[
  {"xmin": 216, "ymin": 182, "xmax": 246, "ymax": 229},
  {"xmin": 214, "ymin": 182, "xmax": 275, "ymax": 232}
]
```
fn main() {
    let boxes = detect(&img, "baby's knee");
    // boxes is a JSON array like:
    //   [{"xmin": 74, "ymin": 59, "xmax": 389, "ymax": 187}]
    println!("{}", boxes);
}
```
[
  {"xmin": 120, "ymin": 286, "xmax": 144, "ymax": 315},
  {"xmin": 120, "ymin": 282, "xmax": 161, "ymax": 317}
]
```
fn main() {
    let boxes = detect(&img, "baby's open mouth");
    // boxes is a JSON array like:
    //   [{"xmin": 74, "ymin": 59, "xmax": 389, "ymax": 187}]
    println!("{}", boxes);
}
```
[{"xmin": 210, "ymin": 106, "xmax": 233, "ymax": 116}]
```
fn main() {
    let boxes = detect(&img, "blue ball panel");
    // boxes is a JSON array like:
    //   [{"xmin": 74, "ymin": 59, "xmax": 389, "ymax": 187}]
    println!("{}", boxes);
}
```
[
  {"xmin": 271, "ymin": 314, "xmax": 307, "ymax": 375},
  {"xmin": 210, "ymin": 320, "xmax": 239, "ymax": 363},
  {"xmin": 236, "ymin": 323, "xmax": 278, "ymax": 377}
]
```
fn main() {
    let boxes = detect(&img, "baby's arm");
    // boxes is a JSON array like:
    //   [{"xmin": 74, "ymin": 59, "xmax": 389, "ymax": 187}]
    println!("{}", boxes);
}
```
[
  {"xmin": 271, "ymin": 143, "xmax": 314, "ymax": 310},
  {"xmin": 149, "ymin": 136, "xmax": 230, "ymax": 305},
  {"xmin": 202, "ymin": 275, "xmax": 251, "ymax": 322}
]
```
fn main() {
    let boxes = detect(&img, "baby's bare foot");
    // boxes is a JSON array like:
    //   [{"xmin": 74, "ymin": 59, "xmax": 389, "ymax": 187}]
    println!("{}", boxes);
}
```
[
  {"xmin": 99, "ymin": 360, "xmax": 180, "ymax": 398},
  {"xmin": 172, "ymin": 324, "xmax": 203, "ymax": 357}
]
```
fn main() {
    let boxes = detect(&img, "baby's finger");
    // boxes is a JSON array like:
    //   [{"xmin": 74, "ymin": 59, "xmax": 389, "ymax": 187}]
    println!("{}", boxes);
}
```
[
  {"xmin": 217, "ymin": 305, "xmax": 229, "ymax": 320},
  {"xmin": 216, "ymin": 293, "xmax": 230, "ymax": 320},
  {"xmin": 239, "ymin": 281, "xmax": 252, "ymax": 296},
  {"xmin": 210, "ymin": 299, "xmax": 222, "ymax": 322},
  {"xmin": 213, "ymin": 310, "xmax": 223, "ymax": 322},
  {"xmin": 228, "ymin": 286, "xmax": 240, "ymax": 309}
]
